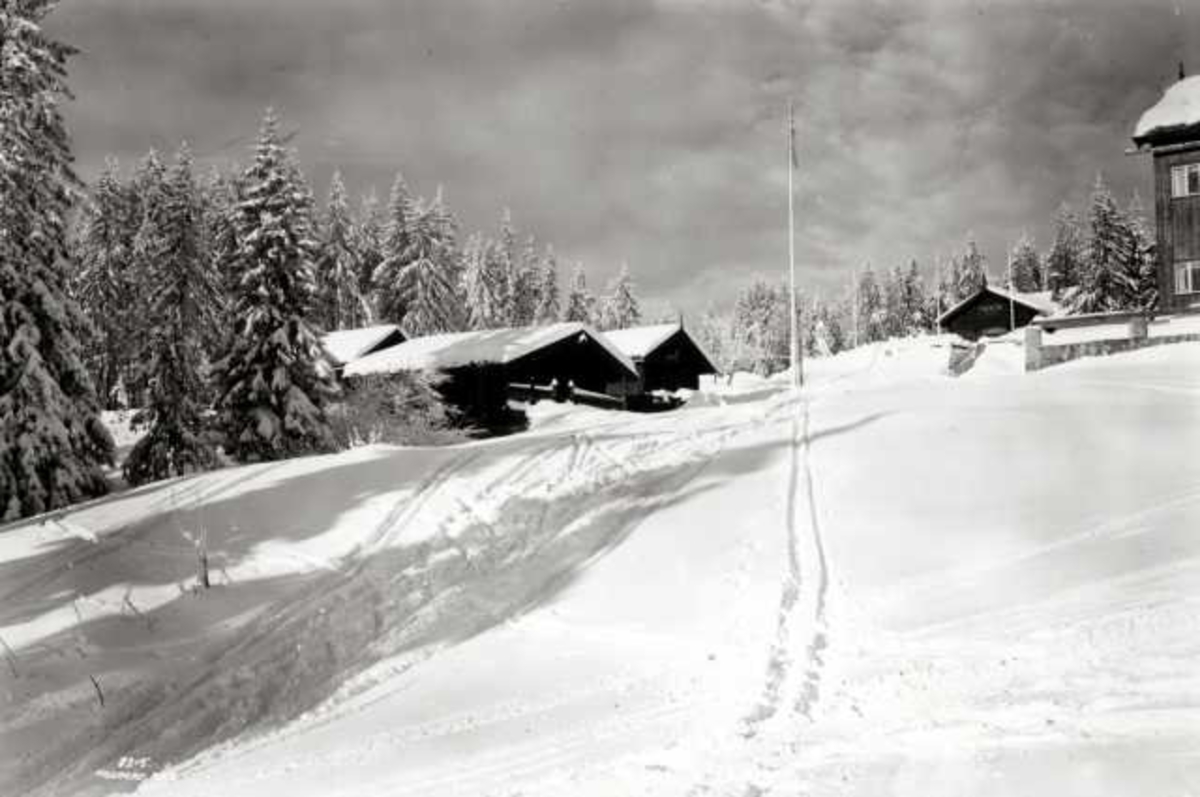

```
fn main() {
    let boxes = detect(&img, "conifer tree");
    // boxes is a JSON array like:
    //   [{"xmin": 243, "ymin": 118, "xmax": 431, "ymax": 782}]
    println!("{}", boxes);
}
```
[
  {"xmin": 205, "ymin": 165, "xmax": 243, "ymax": 333},
  {"xmin": 394, "ymin": 189, "xmax": 463, "ymax": 336},
  {"xmin": 354, "ymin": 189, "xmax": 385, "ymax": 324},
  {"xmin": 957, "ymin": 237, "xmax": 988, "ymax": 299},
  {"xmin": 509, "ymin": 234, "xmax": 540, "ymax": 326},
  {"xmin": 1, "ymin": 1, "xmax": 113, "ymax": 519},
  {"xmin": 1009, "ymin": 233, "xmax": 1042, "ymax": 293},
  {"xmin": 1068, "ymin": 175, "xmax": 1135, "ymax": 314},
  {"xmin": 857, "ymin": 267, "xmax": 886, "ymax": 343},
  {"xmin": 902, "ymin": 260, "xmax": 928, "ymax": 333},
  {"xmin": 599, "ymin": 262, "xmax": 641, "ymax": 330},
  {"xmin": 461, "ymin": 232, "xmax": 497, "ymax": 329},
  {"xmin": 73, "ymin": 157, "xmax": 138, "ymax": 408},
  {"xmin": 123, "ymin": 145, "xmax": 222, "ymax": 485},
  {"xmin": 1125, "ymin": 193, "xmax": 1159, "ymax": 311},
  {"xmin": 561, "ymin": 262, "xmax": 595, "ymax": 324},
  {"xmin": 1045, "ymin": 202, "xmax": 1085, "ymax": 299},
  {"xmin": 882, "ymin": 265, "xmax": 907, "ymax": 338},
  {"xmin": 373, "ymin": 172, "xmax": 414, "ymax": 325},
  {"xmin": 211, "ymin": 109, "xmax": 337, "ymax": 461},
  {"xmin": 315, "ymin": 170, "xmax": 362, "ymax": 330},
  {"xmin": 533, "ymin": 245, "xmax": 560, "ymax": 324}
]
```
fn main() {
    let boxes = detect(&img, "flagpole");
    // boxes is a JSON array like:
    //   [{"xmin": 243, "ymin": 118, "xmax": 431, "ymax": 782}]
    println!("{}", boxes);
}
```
[
  {"xmin": 788, "ymin": 101, "xmax": 801, "ymax": 389},
  {"xmin": 1007, "ymin": 243, "xmax": 1016, "ymax": 332}
]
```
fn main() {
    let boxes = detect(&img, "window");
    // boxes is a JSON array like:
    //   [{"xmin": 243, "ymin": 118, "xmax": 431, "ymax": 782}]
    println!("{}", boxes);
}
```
[
  {"xmin": 1171, "ymin": 163, "xmax": 1200, "ymax": 198},
  {"xmin": 1176, "ymin": 261, "xmax": 1200, "ymax": 295}
]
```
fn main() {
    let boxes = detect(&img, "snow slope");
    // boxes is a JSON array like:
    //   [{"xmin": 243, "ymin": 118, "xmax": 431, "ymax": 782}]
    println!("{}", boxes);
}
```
[{"xmin": 2, "ymin": 340, "xmax": 1199, "ymax": 796}]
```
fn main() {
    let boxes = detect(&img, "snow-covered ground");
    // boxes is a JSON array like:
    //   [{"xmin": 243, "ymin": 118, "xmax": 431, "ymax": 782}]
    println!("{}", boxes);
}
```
[{"xmin": 3, "ymin": 339, "xmax": 1199, "ymax": 796}]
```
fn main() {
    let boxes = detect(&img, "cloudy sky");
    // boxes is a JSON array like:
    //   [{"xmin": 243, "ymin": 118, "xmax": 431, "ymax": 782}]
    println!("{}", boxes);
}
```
[{"xmin": 47, "ymin": 0, "xmax": 1200, "ymax": 312}]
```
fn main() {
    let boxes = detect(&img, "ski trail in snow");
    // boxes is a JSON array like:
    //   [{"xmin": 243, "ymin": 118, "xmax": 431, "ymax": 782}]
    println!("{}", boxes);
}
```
[{"xmin": 741, "ymin": 395, "xmax": 829, "ymax": 735}]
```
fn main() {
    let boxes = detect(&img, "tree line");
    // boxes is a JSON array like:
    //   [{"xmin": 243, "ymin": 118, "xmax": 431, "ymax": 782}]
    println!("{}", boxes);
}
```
[{"xmin": 696, "ymin": 174, "xmax": 1160, "ymax": 376}]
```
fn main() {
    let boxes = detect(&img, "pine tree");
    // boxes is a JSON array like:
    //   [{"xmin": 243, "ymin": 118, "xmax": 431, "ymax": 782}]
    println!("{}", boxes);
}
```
[
  {"xmin": 882, "ymin": 265, "xmax": 907, "ymax": 338},
  {"xmin": 314, "ymin": 170, "xmax": 362, "ymax": 330},
  {"xmin": 561, "ymin": 263, "xmax": 595, "ymax": 324},
  {"xmin": 599, "ymin": 262, "xmax": 641, "ymax": 330},
  {"xmin": 957, "ymin": 236, "xmax": 988, "ymax": 299},
  {"xmin": 733, "ymin": 280, "xmax": 787, "ymax": 374},
  {"xmin": 857, "ymin": 267, "xmax": 886, "ymax": 343},
  {"xmin": 205, "ymin": 165, "xmax": 243, "ymax": 336},
  {"xmin": 901, "ymin": 260, "xmax": 928, "ymax": 333},
  {"xmin": 1, "ymin": 2, "xmax": 113, "ymax": 519},
  {"xmin": 354, "ymin": 189, "xmax": 384, "ymax": 324},
  {"xmin": 1068, "ymin": 175, "xmax": 1135, "ymax": 314},
  {"xmin": 533, "ymin": 245, "xmax": 560, "ymax": 324},
  {"xmin": 394, "ymin": 189, "xmax": 463, "ymax": 336},
  {"xmin": 123, "ymin": 145, "xmax": 222, "ymax": 485},
  {"xmin": 1125, "ymin": 193, "xmax": 1159, "ymax": 311},
  {"xmin": 461, "ymin": 232, "xmax": 497, "ymax": 329},
  {"xmin": 372, "ymin": 172, "xmax": 414, "ymax": 326},
  {"xmin": 1009, "ymin": 233, "xmax": 1042, "ymax": 293},
  {"xmin": 73, "ymin": 157, "xmax": 138, "ymax": 408},
  {"xmin": 496, "ymin": 209, "xmax": 520, "ymax": 325},
  {"xmin": 1045, "ymin": 202, "xmax": 1085, "ymax": 299},
  {"xmin": 211, "ymin": 109, "xmax": 337, "ymax": 461}
]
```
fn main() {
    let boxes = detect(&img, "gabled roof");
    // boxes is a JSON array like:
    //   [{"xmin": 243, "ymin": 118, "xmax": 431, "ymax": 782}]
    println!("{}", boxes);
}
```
[
  {"xmin": 936, "ymin": 285, "xmax": 1060, "ymax": 325},
  {"xmin": 321, "ymin": 324, "xmax": 405, "ymax": 366},
  {"xmin": 344, "ymin": 322, "xmax": 638, "ymax": 378},
  {"xmin": 604, "ymin": 324, "xmax": 683, "ymax": 359},
  {"xmin": 605, "ymin": 323, "xmax": 719, "ymax": 373},
  {"xmin": 1134, "ymin": 76, "xmax": 1200, "ymax": 145}
]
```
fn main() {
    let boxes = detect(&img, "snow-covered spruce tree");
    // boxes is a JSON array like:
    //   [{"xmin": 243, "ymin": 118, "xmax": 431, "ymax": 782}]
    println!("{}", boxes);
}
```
[
  {"xmin": 509, "ymin": 234, "xmax": 541, "ymax": 326},
  {"xmin": 1045, "ymin": 202, "xmax": 1085, "ymax": 300},
  {"xmin": 1, "ymin": 1, "xmax": 113, "ymax": 520},
  {"xmin": 902, "ymin": 260, "xmax": 928, "ymax": 333},
  {"xmin": 373, "ymin": 172, "xmax": 415, "ymax": 326},
  {"xmin": 123, "ymin": 145, "xmax": 222, "ymax": 486},
  {"xmin": 204, "ymin": 165, "xmax": 242, "ymax": 333},
  {"xmin": 598, "ymin": 262, "xmax": 641, "ymax": 331},
  {"xmin": 314, "ymin": 170, "xmax": 363, "ymax": 330},
  {"xmin": 856, "ymin": 267, "xmax": 886, "ymax": 343},
  {"xmin": 461, "ymin": 232, "xmax": 495, "ymax": 329},
  {"xmin": 882, "ymin": 265, "xmax": 906, "ymax": 338},
  {"xmin": 1067, "ymin": 175, "xmax": 1136, "ymax": 314},
  {"xmin": 354, "ymin": 189, "xmax": 384, "ymax": 324},
  {"xmin": 72, "ymin": 157, "xmax": 139, "ymax": 408},
  {"xmin": 211, "ymin": 110, "xmax": 337, "ymax": 461},
  {"xmin": 561, "ymin": 262, "xmax": 596, "ymax": 324},
  {"xmin": 1009, "ymin": 233, "xmax": 1042, "ymax": 293},
  {"xmin": 533, "ymin": 245, "xmax": 560, "ymax": 324},
  {"xmin": 394, "ymin": 189, "xmax": 464, "ymax": 336},
  {"xmin": 733, "ymin": 280, "xmax": 785, "ymax": 374},
  {"xmin": 956, "ymin": 237, "xmax": 988, "ymax": 300},
  {"xmin": 1124, "ymin": 193, "xmax": 1159, "ymax": 311}
]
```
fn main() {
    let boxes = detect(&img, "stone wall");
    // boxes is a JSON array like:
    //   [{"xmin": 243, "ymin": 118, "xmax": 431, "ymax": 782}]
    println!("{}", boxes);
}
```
[{"xmin": 1025, "ymin": 320, "xmax": 1200, "ymax": 371}]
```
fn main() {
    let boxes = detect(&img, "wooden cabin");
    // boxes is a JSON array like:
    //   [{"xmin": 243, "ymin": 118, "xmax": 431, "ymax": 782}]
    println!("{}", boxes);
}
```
[
  {"xmin": 320, "ymin": 325, "xmax": 407, "ymax": 373},
  {"xmin": 605, "ymin": 323, "xmax": 718, "ymax": 393},
  {"xmin": 343, "ymin": 323, "xmax": 639, "ymax": 428},
  {"xmin": 1132, "ymin": 74, "xmax": 1200, "ymax": 314},
  {"xmin": 937, "ymin": 286, "xmax": 1058, "ymax": 340}
]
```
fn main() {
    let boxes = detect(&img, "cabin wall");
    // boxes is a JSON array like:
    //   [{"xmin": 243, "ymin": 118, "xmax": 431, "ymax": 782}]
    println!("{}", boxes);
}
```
[
  {"xmin": 1153, "ymin": 145, "xmax": 1200, "ymax": 313},
  {"xmin": 944, "ymin": 296, "xmax": 1040, "ymax": 340}
]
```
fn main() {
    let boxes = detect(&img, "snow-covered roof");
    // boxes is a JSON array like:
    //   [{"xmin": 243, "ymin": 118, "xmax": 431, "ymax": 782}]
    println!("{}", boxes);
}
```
[
  {"xmin": 1133, "ymin": 76, "xmax": 1200, "ymax": 144},
  {"xmin": 604, "ymin": 324, "xmax": 682, "ymax": 359},
  {"xmin": 321, "ymin": 325, "xmax": 405, "ymax": 366},
  {"xmin": 936, "ymin": 285, "xmax": 1060, "ymax": 325},
  {"xmin": 344, "ymin": 322, "xmax": 638, "ymax": 378}
]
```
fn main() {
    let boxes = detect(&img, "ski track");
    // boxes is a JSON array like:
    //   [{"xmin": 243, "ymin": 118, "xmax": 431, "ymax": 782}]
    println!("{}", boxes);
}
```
[{"xmin": 26, "ymin": 404, "xmax": 778, "ymax": 796}]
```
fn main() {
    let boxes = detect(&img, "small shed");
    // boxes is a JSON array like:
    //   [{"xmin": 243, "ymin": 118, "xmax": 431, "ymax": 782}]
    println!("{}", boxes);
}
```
[
  {"xmin": 937, "ymin": 286, "xmax": 1059, "ymax": 340},
  {"xmin": 344, "ymin": 322, "xmax": 640, "ymax": 426},
  {"xmin": 604, "ymin": 323, "xmax": 718, "ymax": 392},
  {"xmin": 321, "ymin": 324, "xmax": 407, "ymax": 372}
]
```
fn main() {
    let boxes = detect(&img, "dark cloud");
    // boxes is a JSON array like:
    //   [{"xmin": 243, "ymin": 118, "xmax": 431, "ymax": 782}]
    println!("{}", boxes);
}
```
[{"xmin": 47, "ymin": 0, "xmax": 1200, "ymax": 312}]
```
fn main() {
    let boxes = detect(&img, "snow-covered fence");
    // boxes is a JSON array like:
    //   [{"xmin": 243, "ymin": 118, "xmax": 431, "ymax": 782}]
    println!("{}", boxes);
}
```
[{"xmin": 1025, "ymin": 313, "xmax": 1200, "ymax": 371}]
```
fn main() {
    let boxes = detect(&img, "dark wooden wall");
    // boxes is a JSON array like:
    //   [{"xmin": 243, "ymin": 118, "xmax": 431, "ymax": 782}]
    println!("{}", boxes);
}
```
[
  {"xmin": 1152, "ymin": 145, "xmax": 1200, "ymax": 313},
  {"xmin": 943, "ymin": 293, "xmax": 1040, "ymax": 340},
  {"xmin": 641, "ymin": 330, "xmax": 717, "ymax": 391}
]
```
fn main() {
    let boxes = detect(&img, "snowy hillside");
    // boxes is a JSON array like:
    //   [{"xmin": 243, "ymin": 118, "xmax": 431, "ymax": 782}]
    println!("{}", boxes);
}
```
[{"xmin": 3, "ymin": 339, "xmax": 1199, "ymax": 796}]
